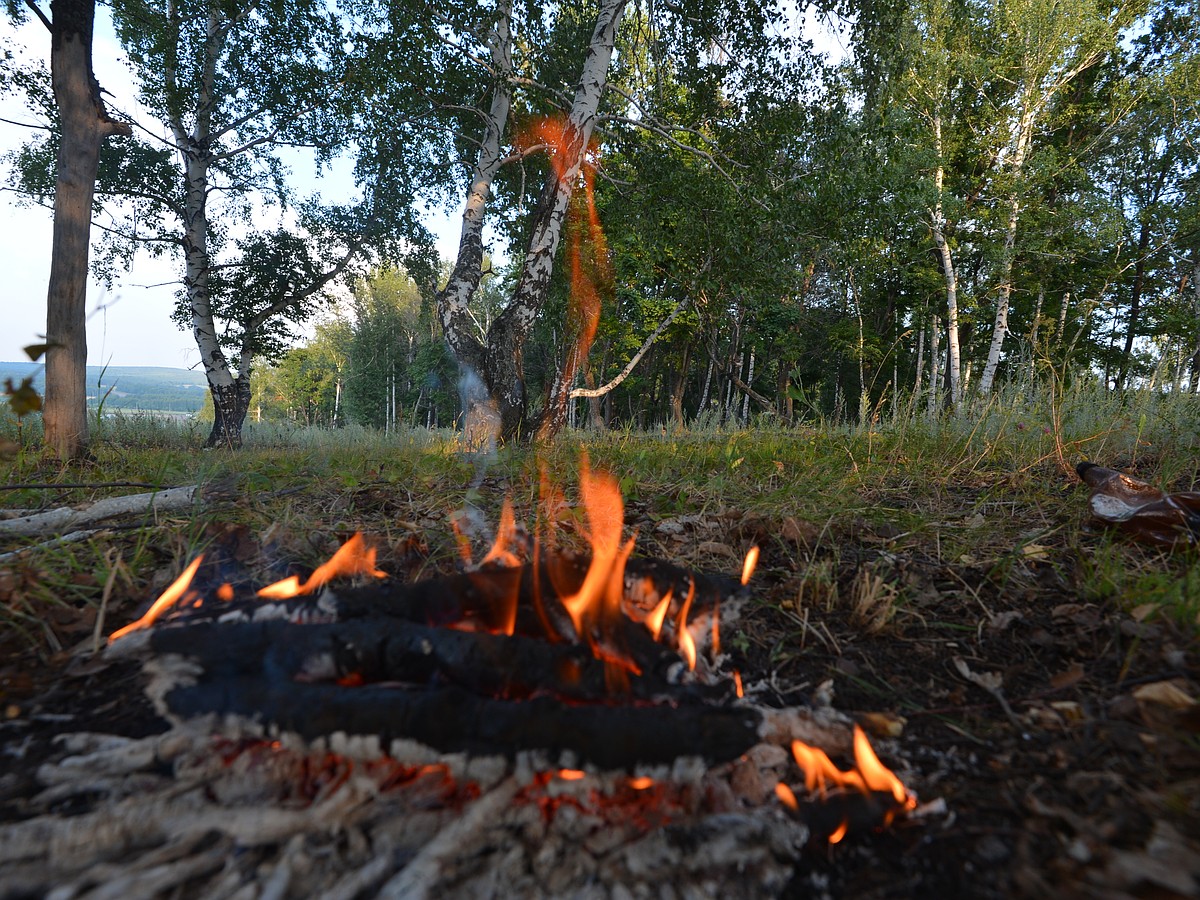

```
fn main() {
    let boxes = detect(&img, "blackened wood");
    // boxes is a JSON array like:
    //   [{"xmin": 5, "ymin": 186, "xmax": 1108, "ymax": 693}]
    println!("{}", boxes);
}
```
[
  {"xmin": 795, "ymin": 789, "xmax": 911, "ymax": 841},
  {"xmin": 148, "ymin": 619, "xmax": 729, "ymax": 704},
  {"xmin": 163, "ymin": 678, "xmax": 763, "ymax": 768}
]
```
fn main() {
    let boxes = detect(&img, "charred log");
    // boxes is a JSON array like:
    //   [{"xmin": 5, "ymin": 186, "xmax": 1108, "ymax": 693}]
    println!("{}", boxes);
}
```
[
  {"xmin": 145, "ymin": 619, "xmax": 730, "ymax": 705},
  {"xmin": 163, "ymin": 678, "xmax": 763, "ymax": 768}
]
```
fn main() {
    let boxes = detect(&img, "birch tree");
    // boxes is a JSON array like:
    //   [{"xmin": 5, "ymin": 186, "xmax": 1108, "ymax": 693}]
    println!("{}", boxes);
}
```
[{"xmin": 976, "ymin": 0, "xmax": 1121, "ymax": 395}]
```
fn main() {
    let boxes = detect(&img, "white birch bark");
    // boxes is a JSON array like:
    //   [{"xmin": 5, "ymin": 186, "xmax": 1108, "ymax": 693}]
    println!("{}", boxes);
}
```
[
  {"xmin": 930, "ymin": 112, "xmax": 962, "ymax": 410},
  {"xmin": 437, "ymin": 0, "xmax": 514, "ymax": 379},
  {"xmin": 927, "ymin": 312, "xmax": 941, "ymax": 417},
  {"xmin": 492, "ymin": 0, "xmax": 627, "ymax": 437},
  {"xmin": 977, "ymin": 95, "xmax": 1037, "ymax": 396}
]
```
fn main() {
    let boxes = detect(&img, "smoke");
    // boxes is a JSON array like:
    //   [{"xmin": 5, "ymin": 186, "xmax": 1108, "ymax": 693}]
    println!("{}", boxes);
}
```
[
  {"xmin": 458, "ymin": 364, "xmax": 500, "ymax": 457},
  {"xmin": 452, "ymin": 364, "xmax": 502, "ymax": 555}
]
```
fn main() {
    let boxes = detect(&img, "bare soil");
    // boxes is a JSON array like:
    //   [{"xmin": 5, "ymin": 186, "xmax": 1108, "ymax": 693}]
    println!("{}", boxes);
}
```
[{"xmin": 2, "ymin": 467, "xmax": 1198, "ymax": 898}]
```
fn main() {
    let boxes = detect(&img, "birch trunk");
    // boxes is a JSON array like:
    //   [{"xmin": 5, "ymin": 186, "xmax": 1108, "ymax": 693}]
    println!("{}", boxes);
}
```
[
  {"xmin": 977, "ymin": 29, "xmax": 1107, "ymax": 394},
  {"xmin": 511, "ymin": 0, "xmax": 626, "ymax": 441},
  {"xmin": 930, "ymin": 113, "xmax": 962, "ymax": 411},
  {"xmin": 435, "ymin": 0, "xmax": 625, "ymax": 443},
  {"xmin": 42, "ymin": 0, "xmax": 132, "ymax": 461},
  {"xmin": 926, "ymin": 313, "xmax": 941, "ymax": 417}
]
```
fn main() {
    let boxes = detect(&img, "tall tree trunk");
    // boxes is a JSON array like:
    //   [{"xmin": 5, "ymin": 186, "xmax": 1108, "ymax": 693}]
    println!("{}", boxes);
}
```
[
  {"xmin": 930, "ymin": 112, "xmax": 962, "ymax": 411},
  {"xmin": 927, "ymin": 312, "xmax": 941, "ymax": 417},
  {"xmin": 1115, "ymin": 219, "xmax": 1154, "ymax": 391},
  {"xmin": 1189, "ymin": 254, "xmax": 1200, "ymax": 392},
  {"xmin": 437, "ymin": 0, "xmax": 626, "ymax": 444},
  {"xmin": 42, "ymin": 0, "xmax": 131, "ymax": 460},
  {"xmin": 1027, "ymin": 285, "xmax": 1043, "ymax": 384},
  {"xmin": 978, "ymin": 93, "xmax": 1039, "ymax": 396}
]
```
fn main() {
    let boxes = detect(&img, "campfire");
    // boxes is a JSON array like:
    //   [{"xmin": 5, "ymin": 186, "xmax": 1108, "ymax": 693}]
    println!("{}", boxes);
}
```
[{"xmin": 3, "ymin": 457, "xmax": 920, "ymax": 897}]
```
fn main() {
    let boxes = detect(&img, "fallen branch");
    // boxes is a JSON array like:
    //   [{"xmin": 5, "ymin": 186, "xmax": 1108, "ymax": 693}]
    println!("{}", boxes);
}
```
[
  {"xmin": 0, "ymin": 485, "xmax": 199, "ymax": 537},
  {"xmin": 570, "ymin": 296, "xmax": 690, "ymax": 399}
]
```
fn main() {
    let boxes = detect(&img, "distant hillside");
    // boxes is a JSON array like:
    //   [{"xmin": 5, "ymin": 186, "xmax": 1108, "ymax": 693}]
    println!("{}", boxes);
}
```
[{"xmin": 1, "ymin": 362, "xmax": 208, "ymax": 415}]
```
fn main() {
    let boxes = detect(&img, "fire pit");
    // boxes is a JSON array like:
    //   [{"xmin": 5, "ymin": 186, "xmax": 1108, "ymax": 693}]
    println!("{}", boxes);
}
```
[{"xmin": 0, "ymin": 459, "xmax": 921, "ymax": 897}]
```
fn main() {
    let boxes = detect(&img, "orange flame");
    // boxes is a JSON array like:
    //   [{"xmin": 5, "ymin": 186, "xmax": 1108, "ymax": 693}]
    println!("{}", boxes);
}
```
[
  {"xmin": 216, "ymin": 583, "xmax": 234, "ymax": 602},
  {"xmin": 257, "ymin": 533, "xmax": 386, "ymax": 599},
  {"xmin": 109, "ymin": 554, "xmax": 204, "ymax": 641},
  {"xmin": 733, "ymin": 669, "xmax": 744, "ymax": 698},
  {"xmin": 518, "ymin": 115, "xmax": 609, "ymax": 426},
  {"xmin": 628, "ymin": 776, "xmax": 654, "ymax": 790},
  {"xmin": 778, "ymin": 726, "xmax": 916, "ymax": 843},
  {"xmin": 711, "ymin": 599, "xmax": 721, "ymax": 656},
  {"xmin": 557, "ymin": 769, "xmax": 586, "ymax": 781},
  {"xmin": 741, "ymin": 546, "xmax": 760, "ymax": 585},
  {"xmin": 644, "ymin": 590, "xmax": 672, "ymax": 640},
  {"xmin": 787, "ymin": 725, "xmax": 917, "ymax": 833},
  {"xmin": 480, "ymin": 498, "xmax": 521, "ymax": 569},
  {"xmin": 775, "ymin": 781, "xmax": 799, "ymax": 811},
  {"xmin": 676, "ymin": 580, "xmax": 696, "ymax": 671},
  {"xmin": 559, "ymin": 456, "xmax": 630, "ymax": 638}
]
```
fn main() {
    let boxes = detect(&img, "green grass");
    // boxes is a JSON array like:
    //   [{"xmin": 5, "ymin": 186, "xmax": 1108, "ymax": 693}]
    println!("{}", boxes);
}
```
[{"xmin": 3, "ymin": 380, "xmax": 1199, "ymax": 658}]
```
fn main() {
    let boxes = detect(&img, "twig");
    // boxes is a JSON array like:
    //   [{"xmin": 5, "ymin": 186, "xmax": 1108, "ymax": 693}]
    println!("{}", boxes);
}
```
[{"xmin": 0, "ymin": 529, "xmax": 112, "ymax": 563}]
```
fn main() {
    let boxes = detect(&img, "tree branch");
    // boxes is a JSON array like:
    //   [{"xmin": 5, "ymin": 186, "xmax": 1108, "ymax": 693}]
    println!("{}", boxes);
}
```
[{"xmin": 570, "ymin": 296, "xmax": 690, "ymax": 399}]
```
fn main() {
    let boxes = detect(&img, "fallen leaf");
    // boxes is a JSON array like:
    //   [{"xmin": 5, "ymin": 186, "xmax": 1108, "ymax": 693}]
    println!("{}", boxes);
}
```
[
  {"xmin": 858, "ymin": 711, "xmax": 906, "ymax": 738},
  {"xmin": 1133, "ymin": 680, "xmax": 1197, "ymax": 710},
  {"xmin": 1049, "ymin": 700, "xmax": 1085, "ymax": 724},
  {"xmin": 988, "ymin": 610, "xmax": 1023, "ymax": 631},
  {"xmin": 1020, "ymin": 543, "xmax": 1050, "ymax": 561},
  {"xmin": 1130, "ymin": 603, "xmax": 1158, "ymax": 622},
  {"xmin": 954, "ymin": 657, "xmax": 1004, "ymax": 693},
  {"xmin": 696, "ymin": 540, "xmax": 738, "ymax": 559},
  {"xmin": 1050, "ymin": 663, "xmax": 1085, "ymax": 690},
  {"xmin": 780, "ymin": 516, "xmax": 819, "ymax": 546}
]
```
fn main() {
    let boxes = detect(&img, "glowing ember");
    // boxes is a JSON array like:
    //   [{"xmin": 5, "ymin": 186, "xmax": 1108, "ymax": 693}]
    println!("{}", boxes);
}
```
[
  {"xmin": 109, "ymin": 555, "xmax": 204, "ymax": 641},
  {"xmin": 257, "ymin": 533, "xmax": 386, "ymax": 599},
  {"xmin": 216, "ymin": 583, "xmax": 234, "ymax": 602},
  {"xmin": 741, "ymin": 546, "xmax": 760, "ymax": 585},
  {"xmin": 711, "ymin": 599, "xmax": 721, "ymax": 656},
  {"xmin": 828, "ymin": 820, "xmax": 849, "ymax": 844},
  {"xmin": 628, "ymin": 776, "xmax": 654, "ymax": 790},
  {"xmin": 557, "ymin": 769, "xmax": 586, "ymax": 781}
]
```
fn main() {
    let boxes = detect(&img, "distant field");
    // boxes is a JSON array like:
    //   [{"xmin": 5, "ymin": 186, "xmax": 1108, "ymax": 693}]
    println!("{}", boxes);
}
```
[{"xmin": 1, "ymin": 361, "xmax": 208, "ymax": 415}]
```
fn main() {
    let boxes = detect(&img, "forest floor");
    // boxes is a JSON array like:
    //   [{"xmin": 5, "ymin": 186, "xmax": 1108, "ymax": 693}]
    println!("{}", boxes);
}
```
[{"xmin": 1, "ymin": 424, "xmax": 1198, "ymax": 898}]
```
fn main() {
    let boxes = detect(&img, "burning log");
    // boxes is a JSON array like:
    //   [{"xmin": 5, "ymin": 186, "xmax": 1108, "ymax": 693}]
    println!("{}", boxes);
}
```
[{"xmin": 137, "ymin": 618, "xmax": 731, "ymax": 705}]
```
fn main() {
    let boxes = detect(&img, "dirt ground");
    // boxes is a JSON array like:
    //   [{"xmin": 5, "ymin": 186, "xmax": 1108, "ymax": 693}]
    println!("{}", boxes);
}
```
[{"xmin": 2, "ymin": 470, "xmax": 1199, "ymax": 898}]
